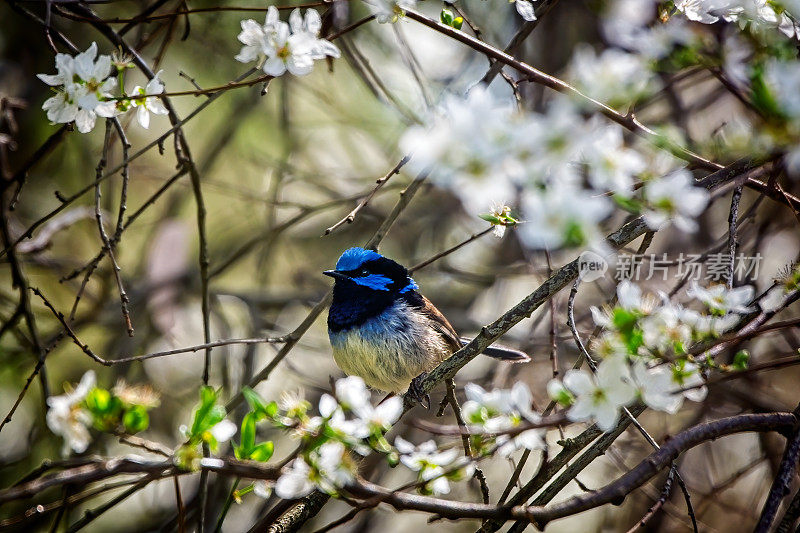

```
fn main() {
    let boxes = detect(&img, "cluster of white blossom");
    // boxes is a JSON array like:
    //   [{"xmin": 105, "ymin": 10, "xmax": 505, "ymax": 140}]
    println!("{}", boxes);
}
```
[
  {"xmin": 602, "ymin": 0, "xmax": 694, "ymax": 61},
  {"xmin": 566, "ymin": 45, "xmax": 658, "ymax": 108},
  {"xmin": 394, "ymin": 437, "xmax": 473, "ymax": 495},
  {"xmin": 401, "ymin": 87, "xmax": 710, "ymax": 251},
  {"xmin": 47, "ymin": 371, "xmax": 164, "ymax": 455},
  {"xmin": 675, "ymin": 0, "xmax": 800, "ymax": 38},
  {"xmin": 658, "ymin": 0, "xmax": 800, "ymax": 175},
  {"xmin": 46, "ymin": 371, "xmax": 96, "ymax": 455},
  {"xmin": 235, "ymin": 7, "xmax": 339, "ymax": 77},
  {"xmin": 262, "ymin": 376, "xmax": 473, "ymax": 498},
  {"xmin": 547, "ymin": 280, "xmax": 756, "ymax": 430},
  {"xmin": 273, "ymin": 441, "xmax": 356, "ymax": 498},
  {"xmin": 37, "ymin": 43, "xmax": 167, "ymax": 133},
  {"xmin": 361, "ymin": 0, "xmax": 534, "ymax": 24},
  {"xmin": 461, "ymin": 382, "xmax": 545, "ymax": 456}
]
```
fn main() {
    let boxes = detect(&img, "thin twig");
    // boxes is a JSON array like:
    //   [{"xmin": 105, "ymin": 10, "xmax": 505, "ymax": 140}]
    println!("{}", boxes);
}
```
[{"xmin": 324, "ymin": 155, "xmax": 410, "ymax": 235}]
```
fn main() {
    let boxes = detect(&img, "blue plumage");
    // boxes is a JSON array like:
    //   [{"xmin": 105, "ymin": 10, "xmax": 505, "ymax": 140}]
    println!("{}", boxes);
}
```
[
  {"xmin": 324, "ymin": 247, "xmax": 528, "ymax": 395},
  {"xmin": 335, "ymin": 247, "xmax": 383, "ymax": 271}
]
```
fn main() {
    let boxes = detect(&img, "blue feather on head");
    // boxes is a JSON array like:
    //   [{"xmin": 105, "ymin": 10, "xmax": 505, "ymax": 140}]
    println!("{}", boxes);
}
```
[{"xmin": 335, "ymin": 247, "xmax": 383, "ymax": 271}]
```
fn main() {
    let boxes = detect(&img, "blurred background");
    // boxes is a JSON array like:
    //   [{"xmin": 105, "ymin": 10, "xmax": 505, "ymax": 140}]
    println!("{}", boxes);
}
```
[{"xmin": 2, "ymin": 0, "xmax": 800, "ymax": 531}]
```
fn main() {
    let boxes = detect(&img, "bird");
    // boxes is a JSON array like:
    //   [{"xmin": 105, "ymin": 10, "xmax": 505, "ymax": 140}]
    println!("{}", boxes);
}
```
[{"xmin": 324, "ymin": 247, "xmax": 529, "ymax": 402}]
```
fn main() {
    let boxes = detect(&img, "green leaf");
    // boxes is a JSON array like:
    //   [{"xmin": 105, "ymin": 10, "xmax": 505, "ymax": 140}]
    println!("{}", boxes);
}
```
[
  {"xmin": 612, "ymin": 194, "xmax": 642, "ymax": 214},
  {"xmin": 206, "ymin": 405, "xmax": 227, "ymax": 429},
  {"xmin": 563, "ymin": 221, "xmax": 586, "ymax": 248},
  {"xmin": 242, "ymin": 387, "xmax": 268, "ymax": 415},
  {"xmin": 552, "ymin": 388, "xmax": 574, "ymax": 407},
  {"xmin": 750, "ymin": 65, "xmax": 783, "ymax": 120},
  {"xmin": 190, "ymin": 386, "xmax": 219, "ymax": 437},
  {"xmin": 240, "ymin": 412, "xmax": 257, "ymax": 454},
  {"xmin": 479, "ymin": 213, "xmax": 502, "ymax": 224},
  {"xmin": 452, "ymin": 16, "xmax": 463, "ymax": 30},
  {"xmin": 733, "ymin": 350, "xmax": 750, "ymax": 370},
  {"xmin": 612, "ymin": 308, "xmax": 638, "ymax": 332},
  {"xmin": 440, "ymin": 8, "xmax": 454, "ymax": 25},
  {"xmin": 249, "ymin": 441, "xmax": 274, "ymax": 462},
  {"xmin": 122, "ymin": 405, "xmax": 150, "ymax": 433},
  {"xmin": 264, "ymin": 401, "xmax": 278, "ymax": 418},
  {"xmin": 371, "ymin": 435, "xmax": 393, "ymax": 454}
]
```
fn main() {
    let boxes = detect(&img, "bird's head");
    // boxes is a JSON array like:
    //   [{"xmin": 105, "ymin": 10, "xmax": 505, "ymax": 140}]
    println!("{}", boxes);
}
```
[{"xmin": 324, "ymin": 247, "xmax": 419, "ymax": 295}]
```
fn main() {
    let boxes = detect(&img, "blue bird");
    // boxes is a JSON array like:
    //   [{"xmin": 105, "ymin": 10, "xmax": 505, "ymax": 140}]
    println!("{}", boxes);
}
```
[{"xmin": 324, "ymin": 247, "xmax": 529, "ymax": 401}]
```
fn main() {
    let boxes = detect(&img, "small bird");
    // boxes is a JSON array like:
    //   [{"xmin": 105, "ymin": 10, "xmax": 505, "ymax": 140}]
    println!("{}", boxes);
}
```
[{"xmin": 324, "ymin": 247, "xmax": 529, "ymax": 400}]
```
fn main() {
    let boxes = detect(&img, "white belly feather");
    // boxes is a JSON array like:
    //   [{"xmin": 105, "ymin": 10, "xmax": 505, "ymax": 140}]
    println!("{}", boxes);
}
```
[{"xmin": 329, "ymin": 300, "xmax": 451, "ymax": 393}]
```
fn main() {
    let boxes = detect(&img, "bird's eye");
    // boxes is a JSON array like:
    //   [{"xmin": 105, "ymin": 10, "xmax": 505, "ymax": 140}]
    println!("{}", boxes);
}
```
[{"xmin": 360, "ymin": 269, "xmax": 369, "ymax": 276}]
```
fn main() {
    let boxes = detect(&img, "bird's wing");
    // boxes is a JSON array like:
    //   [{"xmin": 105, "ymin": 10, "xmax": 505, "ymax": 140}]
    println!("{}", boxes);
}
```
[
  {"xmin": 413, "ymin": 294, "xmax": 463, "ymax": 353},
  {"xmin": 407, "ymin": 293, "xmax": 530, "ymax": 362}
]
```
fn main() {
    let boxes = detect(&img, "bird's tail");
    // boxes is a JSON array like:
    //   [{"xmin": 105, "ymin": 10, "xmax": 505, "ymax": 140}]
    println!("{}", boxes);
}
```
[{"xmin": 459, "ymin": 337, "xmax": 530, "ymax": 362}]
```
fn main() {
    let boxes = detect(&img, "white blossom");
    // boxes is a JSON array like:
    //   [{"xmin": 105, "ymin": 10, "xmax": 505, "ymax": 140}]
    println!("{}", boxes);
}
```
[
  {"xmin": 42, "ymin": 90, "xmax": 79, "ymax": 126},
  {"xmin": 687, "ymin": 281, "xmax": 755, "ymax": 314},
  {"xmin": 547, "ymin": 379, "xmax": 572, "ymax": 405},
  {"xmin": 254, "ymin": 481, "xmax": 272, "ymax": 498},
  {"xmin": 317, "ymin": 394, "xmax": 370, "ymax": 442},
  {"xmin": 278, "ymin": 388, "xmax": 309, "ymax": 414},
  {"xmin": 618, "ymin": 280, "xmax": 646, "ymax": 310},
  {"xmin": 401, "ymin": 86, "xmax": 517, "ymax": 213},
  {"xmin": 602, "ymin": 1, "xmax": 692, "ymax": 60},
  {"xmin": 234, "ymin": 7, "xmax": 339, "ymax": 77},
  {"xmin": 514, "ymin": 0, "xmax": 537, "ymax": 22},
  {"xmin": 582, "ymin": 124, "xmax": 646, "ymax": 195},
  {"xmin": 642, "ymin": 169, "xmax": 710, "ymax": 232},
  {"xmin": 210, "ymin": 419, "xmax": 237, "ymax": 443},
  {"xmin": 461, "ymin": 382, "xmax": 543, "ymax": 453},
  {"xmin": 495, "ymin": 383, "xmax": 546, "ymax": 455},
  {"xmin": 567, "ymin": 45, "xmax": 657, "ymax": 107},
  {"xmin": 334, "ymin": 376, "xmax": 371, "ymax": 414},
  {"xmin": 395, "ymin": 437, "xmax": 461, "ymax": 495},
  {"xmin": 675, "ymin": 0, "xmax": 728, "ymax": 23},
  {"xmin": 275, "ymin": 441, "xmax": 354, "ymax": 498},
  {"xmin": 523, "ymin": 97, "xmax": 589, "ymax": 180},
  {"xmin": 562, "ymin": 359, "xmax": 636, "ymax": 431},
  {"xmin": 518, "ymin": 181, "xmax": 613, "ymax": 250},
  {"xmin": 640, "ymin": 302, "xmax": 693, "ymax": 353},
  {"xmin": 362, "ymin": 0, "xmax": 416, "ymax": 23},
  {"xmin": 760, "ymin": 285, "xmax": 791, "ymax": 312},
  {"xmin": 328, "ymin": 377, "xmax": 402, "ymax": 432},
  {"xmin": 357, "ymin": 397, "xmax": 403, "ymax": 431},
  {"xmin": 681, "ymin": 307, "xmax": 739, "ymax": 336},
  {"xmin": 462, "ymin": 383, "xmax": 515, "ymax": 424},
  {"xmin": 675, "ymin": 0, "xmax": 800, "ymax": 37},
  {"xmin": 235, "ymin": 15, "xmax": 272, "ymax": 63},
  {"xmin": 314, "ymin": 441, "xmax": 356, "ymax": 494},
  {"xmin": 37, "ymin": 42, "xmax": 118, "ymax": 133},
  {"xmin": 632, "ymin": 361, "xmax": 683, "ymax": 414},
  {"xmin": 131, "ymin": 70, "xmax": 168, "ymax": 129},
  {"xmin": 632, "ymin": 358, "xmax": 707, "ymax": 411},
  {"xmin": 275, "ymin": 457, "xmax": 315, "ymax": 498},
  {"xmin": 46, "ymin": 370, "xmax": 96, "ymax": 455},
  {"xmin": 672, "ymin": 362, "xmax": 708, "ymax": 402},
  {"xmin": 722, "ymin": 34, "xmax": 752, "ymax": 88},
  {"xmin": 764, "ymin": 59, "xmax": 800, "ymax": 120}
]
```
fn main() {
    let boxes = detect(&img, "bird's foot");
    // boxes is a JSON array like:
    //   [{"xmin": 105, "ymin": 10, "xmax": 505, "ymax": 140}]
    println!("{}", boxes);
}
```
[{"xmin": 407, "ymin": 372, "xmax": 430, "ymax": 409}]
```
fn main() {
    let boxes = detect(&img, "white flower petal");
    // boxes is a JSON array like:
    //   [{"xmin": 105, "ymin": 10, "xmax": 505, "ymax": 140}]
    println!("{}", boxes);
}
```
[
  {"xmin": 210, "ymin": 419, "xmax": 237, "ymax": 443},
  {"xmin": 515, "ymin": 0, "xmax": 537, "ymax": 21}
]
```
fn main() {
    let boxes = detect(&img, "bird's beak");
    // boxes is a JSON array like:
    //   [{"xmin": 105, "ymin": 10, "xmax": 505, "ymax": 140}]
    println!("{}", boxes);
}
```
[{"xmin": 323, "ymin": 270, "xmax": 347, "ymax": 280}]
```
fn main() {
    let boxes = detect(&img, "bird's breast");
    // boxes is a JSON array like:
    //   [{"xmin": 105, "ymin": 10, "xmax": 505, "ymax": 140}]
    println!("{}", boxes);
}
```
[{"xmin": 328, "ymin": 300, "xmax": 450, "ymax": 393}]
